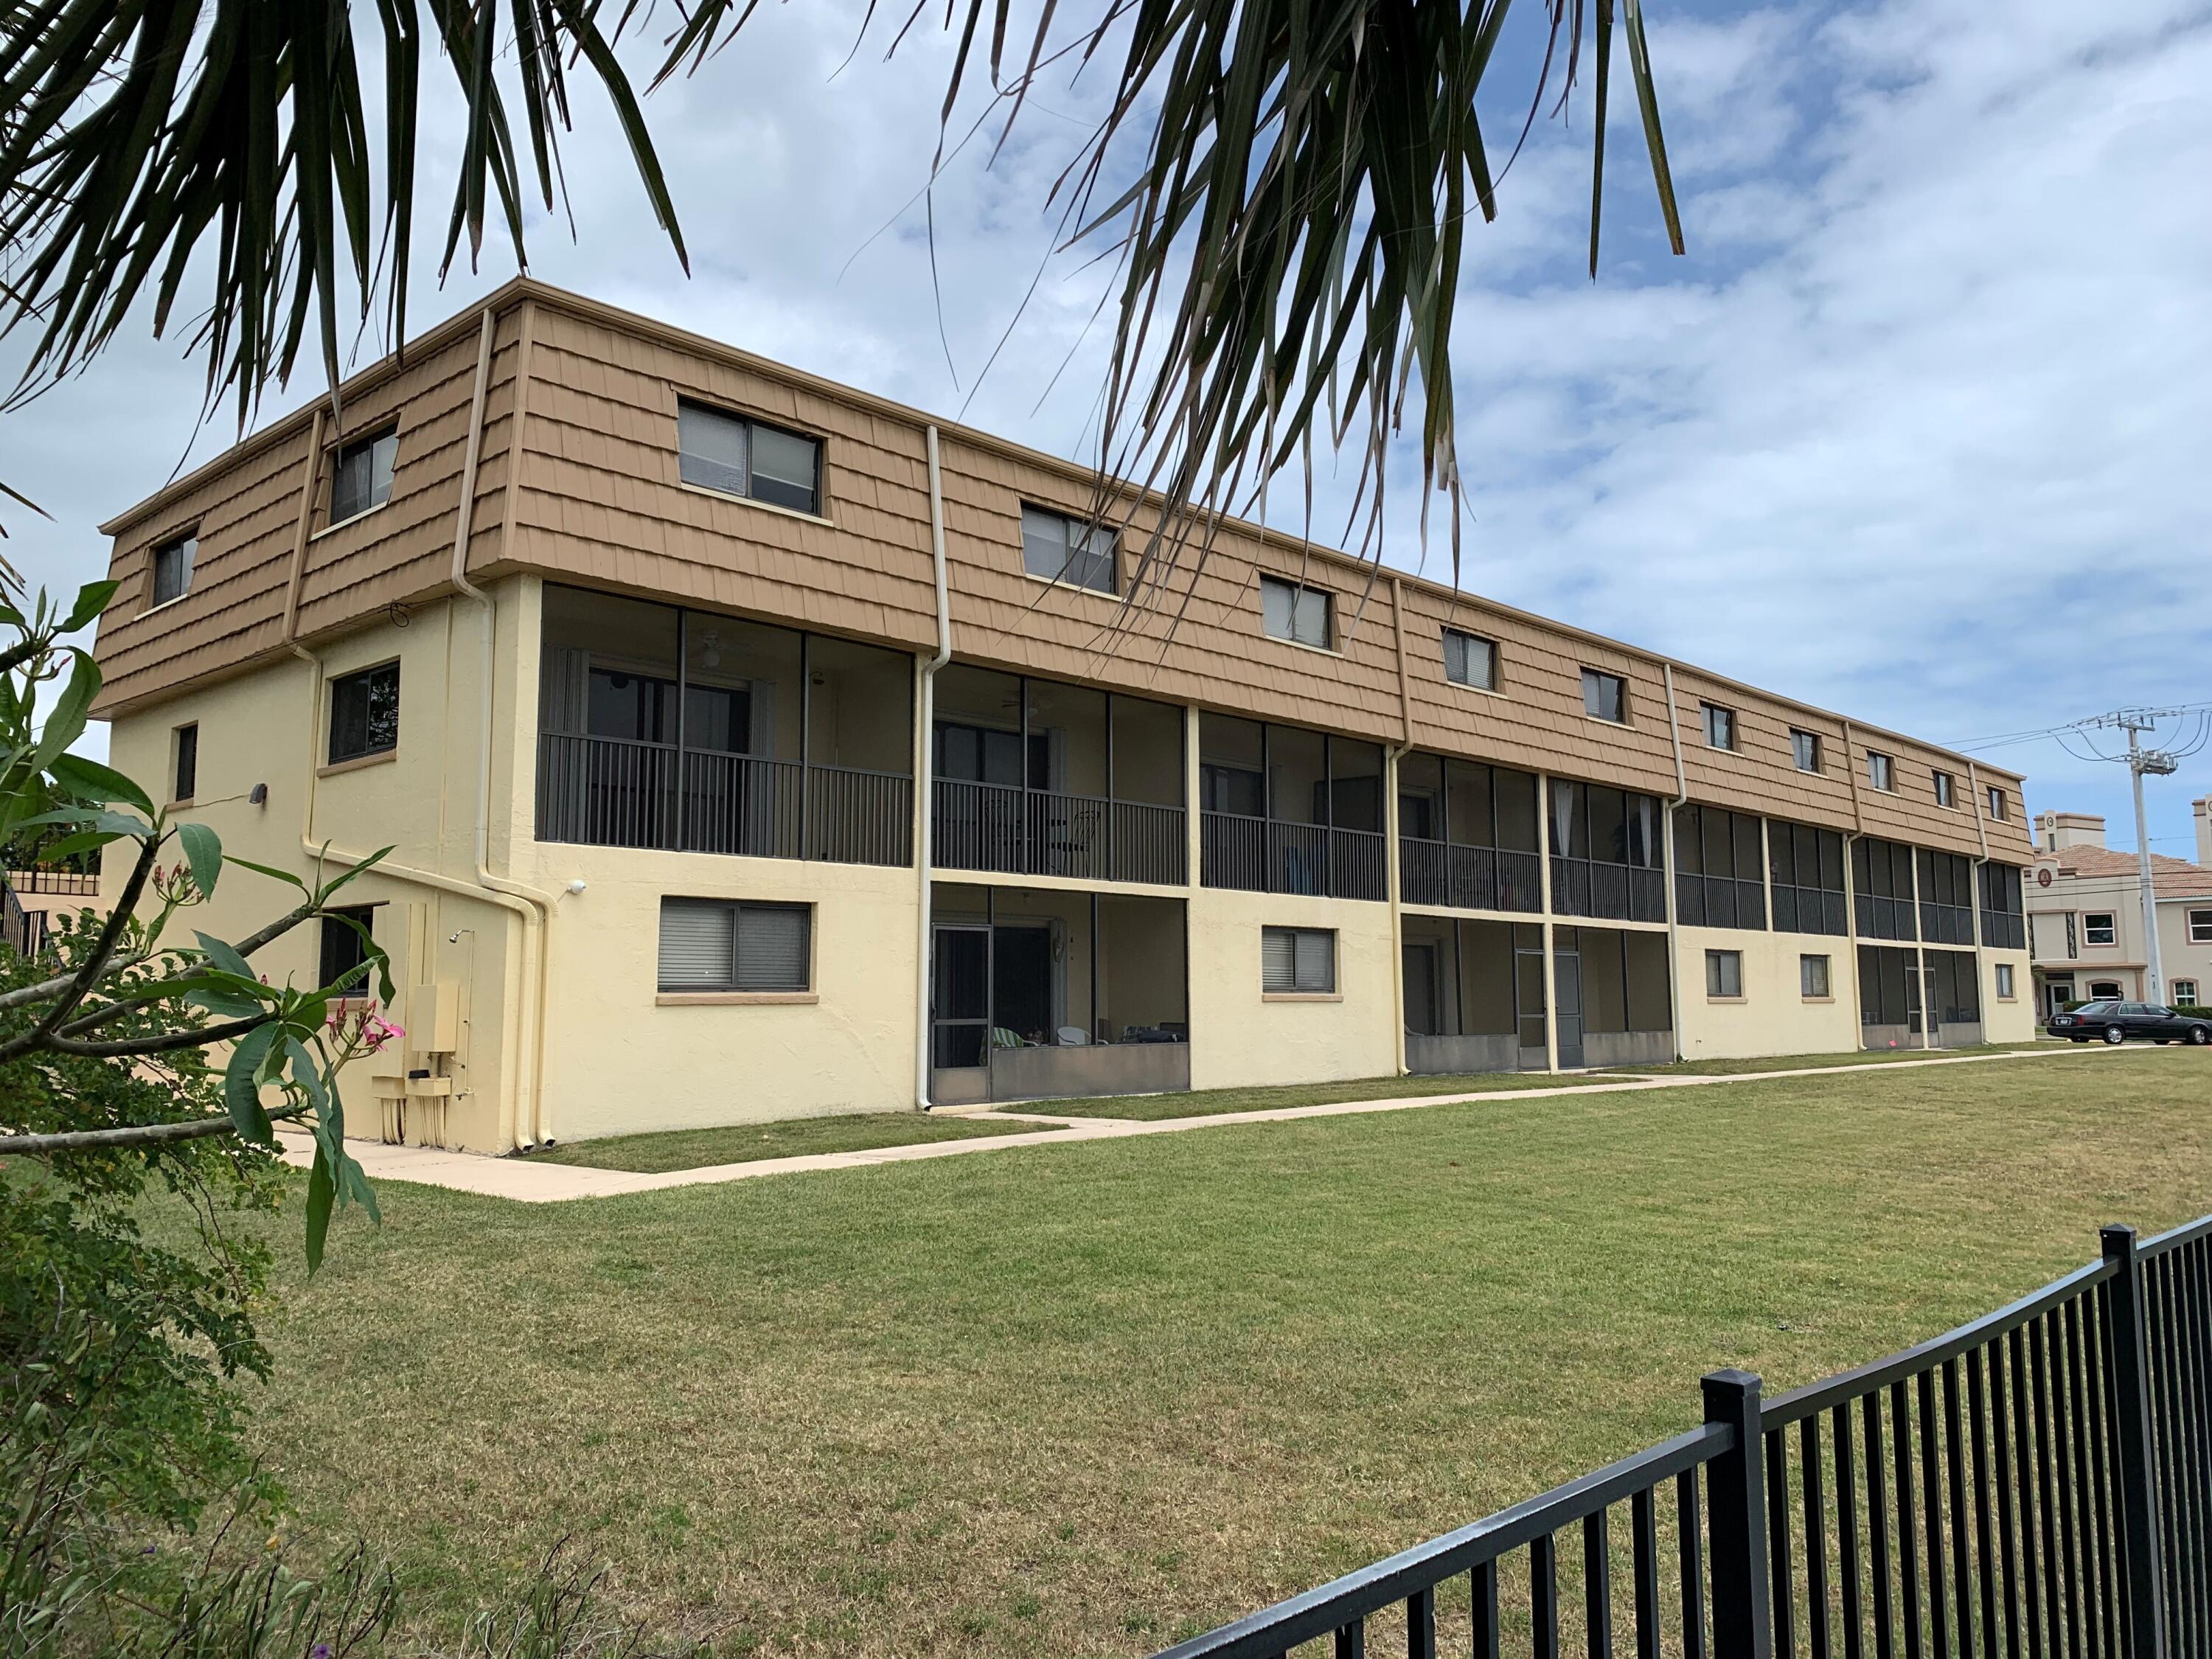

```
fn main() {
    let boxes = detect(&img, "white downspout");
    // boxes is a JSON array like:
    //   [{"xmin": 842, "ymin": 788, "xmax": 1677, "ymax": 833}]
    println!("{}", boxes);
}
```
[
  {"xmin": 1385, "ymin": 577, "xmax": 1414, "ymax": 1075},
  {"xmin": 447, "ymin": 307, "xmax": 557, "ymax": 1148},
  {"xmin": 1966, "ymin": 758, "xmax": 1994, "ymax": 1026},
  {"xmin": 1661, "ymin": 664, "xmax": 1688, "ymax": 1061},
  {"xmin": 914, "ymin": 425, "xmax": 953, "ymax": 1109}
]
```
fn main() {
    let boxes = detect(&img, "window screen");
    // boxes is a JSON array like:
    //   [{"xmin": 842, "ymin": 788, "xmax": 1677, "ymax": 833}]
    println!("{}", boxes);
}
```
[
  {"xmin": 151, "ymin": 535, "xmax": 195, "ymax": 605},
  {"xmin": 678, "ymin": 400, "xmax": 821, "ymax": 515},
  {"xmin": 327, "ymin": 662, "xmax": 400, "ymax": 764},
  {"xmin": 1442, "ymin": 628, "xmax": 1496, "ymax": 690},
  {"xmin": 1582, "ymin": 669, "xmax": 1626, "ymax": 723},
  {"xmin": 1705, "ymin": 950, "xmax": 1743, "ymax": 998},
  {"xmin": 658, "ymin": 899, "xmax": 812, "ymax": 992},
  {"xmin": 1020, "ymin": 505, "xmax": 1116, "ymax": 593},
  {"xmin": 330, "ymin": 428, "xmax": 398, "ymax": 523},
  {"xmin": 173, "ymin": 724, "xmax": 198, "ymax": 803},
  {"xmin": 1261, "ymin": 925, "xmax": 1335, "ymax": 993},
  {"xmin": 1259, "ymin": 577, "xmax": 1330, "ymax": 648}
]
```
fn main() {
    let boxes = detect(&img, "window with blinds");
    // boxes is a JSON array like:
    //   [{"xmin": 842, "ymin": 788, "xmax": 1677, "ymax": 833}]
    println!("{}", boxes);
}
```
[
  {"xmin": 1261, "ymin": 925, "xmax": 1335, "ymax": 994},
  {"xmin": 658, "ymin": 898, "xmax": 812, "ymax": 992}
]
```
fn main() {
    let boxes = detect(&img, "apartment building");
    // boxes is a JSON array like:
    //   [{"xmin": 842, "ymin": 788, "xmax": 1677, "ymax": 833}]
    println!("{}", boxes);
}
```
[
  {"xmin": 88, "ymin": 282, "xmax": 2037, "ymax": 1153},
  {"xmin": 2028, "ymin": 806, "xmax": 2212, "ymax": 1014}
]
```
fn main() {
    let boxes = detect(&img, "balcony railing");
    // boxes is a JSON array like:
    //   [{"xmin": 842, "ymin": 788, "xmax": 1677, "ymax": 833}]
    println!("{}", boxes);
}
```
[
  {"xmin": 1201, "ymin": 813, "xmax": 1385, "ymax": 901},
  {"xmin": 4, "ymin": 869, "xmax": 99, "ymax": 896},
  {"xmin": 1552, "ymin": 856, "xmax": 1667, "ymax": 923},
  {"xmin": 1769, "ymin": 882, "xmax": 1848, "ymax": 936},
  {"xmin": 1854, "ymin": 891, "xmax": 1917, "ymax": 941},
  {"xmin": 1920, "ymin": 900, "xmax": 1976, "ymax": 945},
  {"xmin": 1673, "ymin": 871, "xmax": 1767, "ymax": 930},
  {"xmin": 536, "ymin": 733, "xmax": 912, "ymax": 866},
  {"xmin": 931, "ymin": 780, "xmax": 1186, "ymax": 886},
  {"xmin": 1397, "ymin": 838, "xmax": 1542, "ymax": 913},
  {"xmin": 1980, "ymin": 906, "xmax": 2026, "ymax": 951}
]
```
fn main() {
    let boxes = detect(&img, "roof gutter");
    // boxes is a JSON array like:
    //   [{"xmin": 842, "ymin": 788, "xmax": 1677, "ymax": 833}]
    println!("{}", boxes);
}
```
[{"xmin": 914, "ymin": 425, "xmax": 953, "ymax": 1108}]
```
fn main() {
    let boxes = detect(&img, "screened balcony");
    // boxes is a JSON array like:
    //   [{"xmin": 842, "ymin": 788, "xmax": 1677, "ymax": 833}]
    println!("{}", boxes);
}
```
[
  {"xmin": 1852, "ymin": 837, "xmax": 1918, "ymax": 941},
  {"xmin": 1672, "ymin": 804, "xmax": 1768, "ymax": 930},
  {"xmin": 1395, "ymin": 753, "xmax": 1542, "ymax": 914},
  {"xmin": 1198, "ymin": 714, "xmax": 1385, "ymax": 901},
  {"xmin": 1547, "ymin": 779, "xmax": 1666, "ymax": 923},
  {"xmin": 1980, "ymin": 863, "xmax": 2026, "ymax": 951},
  {"xmin": 930, "ymin": 666, "xmax": 1185, "ymax": 886},
  {"xmin": 535, "ymin": 585, "xmax": 914, "ymax": 866},
  {"xmin": 1916, "ymin": 849, "xmax": 1977, "ymax": 945},
  {"xmin": 1767, "ymin": 819, "xmax": 1849, "ymax": 936}
]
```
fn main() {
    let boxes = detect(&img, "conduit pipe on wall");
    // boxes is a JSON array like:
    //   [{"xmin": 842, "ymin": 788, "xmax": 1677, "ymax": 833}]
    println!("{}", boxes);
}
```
[
  {"xmin": 914, "ymin": 425, "xmax": 953, "ymax": 1110},
  {"xmin": 447, "ymin": 306, "xmax": 557, "ymax": 1149},
  {"xmin": 1660, "ymin": 664, "xmax": 1689, "ymax": 1060}
]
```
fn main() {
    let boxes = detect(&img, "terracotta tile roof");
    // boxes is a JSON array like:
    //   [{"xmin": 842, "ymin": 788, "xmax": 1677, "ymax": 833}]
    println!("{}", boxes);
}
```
[{"xmin": 2040, "ymin": 844, "xmax": 2212, "ymax": 900}]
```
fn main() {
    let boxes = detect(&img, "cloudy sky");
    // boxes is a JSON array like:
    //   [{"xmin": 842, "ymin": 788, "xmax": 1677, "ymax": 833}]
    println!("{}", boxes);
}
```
[{"xmin": 7, "ymin": 0, "xmax": 2209, "ymax": 853}]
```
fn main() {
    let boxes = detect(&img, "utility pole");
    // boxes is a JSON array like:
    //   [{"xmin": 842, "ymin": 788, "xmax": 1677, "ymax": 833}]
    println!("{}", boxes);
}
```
[{"xmin": 2121, "ymin": 718, "xmax": 2178, "ymax": 1004}]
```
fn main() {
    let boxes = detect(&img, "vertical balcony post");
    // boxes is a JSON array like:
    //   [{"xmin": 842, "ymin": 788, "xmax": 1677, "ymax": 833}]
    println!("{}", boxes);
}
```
[
  {"xmin": 1702, "ymin": 1368, "xmax": 1773, "ymax": 1659},
  {"xmin": 1537, "ymin": 772, "xmax": 1559, "ymax": 1073},
  {"xmin": 2101, "ymin": 1225, "xmax": 2168, "ymax": 1659}
]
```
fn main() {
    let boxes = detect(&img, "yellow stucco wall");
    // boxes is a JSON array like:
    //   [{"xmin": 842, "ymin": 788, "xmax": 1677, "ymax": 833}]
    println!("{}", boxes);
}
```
[
  {"xmin": 1184, "ymin": 888, "xmax": 1397, "ymax": 1089},
  {"xmin": 1982, "ymin": 950, "xmax": 2036, "ymax": 1042},
  {"xmin": 1674, "ymin": 925, "xmax": 1861, "ymax": 1060}
]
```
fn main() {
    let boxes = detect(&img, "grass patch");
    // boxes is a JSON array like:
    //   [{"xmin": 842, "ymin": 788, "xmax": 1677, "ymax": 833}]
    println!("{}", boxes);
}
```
[
  {"xmin": 253, "ymin": 1052, "xmax": 2208, "ymax": 1656},
  {"xmin": 1602, "ymin": 1041, "xmax": 2051, "ymax": 1077},
  {"xmin": 523, "ymin": 1111, "xmax": 1051, "ymax": 1173},
  {"xmin": 1005, "ymin": 1069, "xmax": 1594, "ymax": 1121}
]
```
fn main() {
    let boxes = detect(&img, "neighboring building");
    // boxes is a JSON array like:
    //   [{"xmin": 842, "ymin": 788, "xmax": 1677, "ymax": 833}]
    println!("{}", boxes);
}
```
[
  {"xmin": 88, "ymin": 281, "xmax": 2037, "ymax": 1154},
  {"xmin": 2027, "ymin": 804, "xmax": 2212, "ymax": 1015}
]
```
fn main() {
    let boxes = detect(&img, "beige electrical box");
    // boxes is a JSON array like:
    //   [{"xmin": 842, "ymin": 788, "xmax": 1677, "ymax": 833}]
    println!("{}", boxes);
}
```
[{"xmin": 408, "ymin": 981, "xmax": 462, "ymax": 1056}]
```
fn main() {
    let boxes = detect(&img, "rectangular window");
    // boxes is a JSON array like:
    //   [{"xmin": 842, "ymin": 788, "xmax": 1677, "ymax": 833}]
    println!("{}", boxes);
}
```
[
  {"xmin": 1441, "ymin": 628, "xmax": 1497, "ymax": 691},
  {"xmin": 172, "ymin": 723, "xmax": 198, "ymax": 804},
  {"xmin": 330, "ymin": 427, "xmax": 398, "ymax": 524},
  {"xmin": 1801, "ymin": 954, "xmax": 1831, "ymax": 998},
  {"xmin": 657, "ymin": 898, "xmax": 812, "ymax": 992},
  {"xmin": 1019, "ymin": 505, "xmax": 1116, "ymax": 594},
  {"xmin": 1582, "ymin": 668, "xmax": 1627, "ymax": 723},
  {"xmin": 317, "ymin": 904, "xmax": 377, "ymax": 991},
  {"xmin": 1867, "ymin": 751, "xmax": 1895, "ymax": 792},
  {"xmin": 327, "ymin": 661, "xmax": 400, "ymax": 765},
  {"xmin": 1933, "ymin": 771, "xmax": 1955, "ymax": 808},
  {"xmin": 1261, "ymin": 925, "xmax": 1335, "ymax": 994},
  {"xmin": 1790, "ymin": 728, "xmax": 1821, "ymax": 773},
  {"xmin": 1259, "ymin": 576, "xmax": 1331, "ymax": 649},
  {"xmin": 150, "ymin": 533, "xmax": 196, "ymax": 606},
  {"xmin": 2173, "ymin": 979, "xmax": 2199, "ymax": 1006},
  {"xmin": 1986, "ymin": 785, "xmax": 2007, "ymax": 821},
  {"xmin": 1996, "ymin": 964, "xmax": 2017, "ymax": 1000},
  {"xmin": 2083, "ymin": 913, "xmax": 2116, "ymax": 947},
  {"xmin": 677, "ymin": 400, "xmax": 822, "ymax": 515},
  {"xmin": 1705, "ymin": 949, "xmax": 1744, "ymax": 999},
  {"xmin": 1701, "ymin": 703, "xmax": 1737, "ymax": 751},
  {"xmin": 2191, "ymin": 910, "xmax": 2212, "ymax": 945}
]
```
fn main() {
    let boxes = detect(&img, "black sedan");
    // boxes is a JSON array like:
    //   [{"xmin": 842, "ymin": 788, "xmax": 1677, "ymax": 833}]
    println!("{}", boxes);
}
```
[{"xmin": 2048, "ymin": 999, "xmax": 2212, "ymax": 1046}]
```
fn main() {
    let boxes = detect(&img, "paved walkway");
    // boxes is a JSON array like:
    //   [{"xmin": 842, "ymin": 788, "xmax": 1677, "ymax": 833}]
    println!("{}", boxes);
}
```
[{"xmin": 279, "ymin": 1045, "xmax": 2124, "ymax": 1205}]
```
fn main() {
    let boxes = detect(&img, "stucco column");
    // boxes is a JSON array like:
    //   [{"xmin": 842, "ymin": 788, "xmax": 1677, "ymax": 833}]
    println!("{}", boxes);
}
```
[
  {"xmin": 1537, "ymin": 771, "xmax": 1559, "ymax": 1074},
  {"xmin": 1184, "ymin": 703, "xmax": 1202, "ymax": 891}
]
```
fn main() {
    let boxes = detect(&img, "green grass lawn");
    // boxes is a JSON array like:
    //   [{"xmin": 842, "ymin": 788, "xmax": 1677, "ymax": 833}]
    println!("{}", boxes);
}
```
[
  {"xmin": 523, "ymin": 1110, "xmax": 1051, "ymax": 1173},
  {"xmin": 1599, "ymin": 1040, "xmax": 2051, "ymax": 1077},
  {"xmin": 1003, "ymin": 1068, "xmax": 1593, "ymax": 1121},
  {"xmin": 253, "ymin": 1050, "xmax": 2208, "ymax": 1657}
]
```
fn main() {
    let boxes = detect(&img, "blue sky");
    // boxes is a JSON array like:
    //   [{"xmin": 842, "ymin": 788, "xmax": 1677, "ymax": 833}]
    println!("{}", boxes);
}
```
[{"xmin": 6, "ymin": 0, "xmax": 2208, "ymax": 856}]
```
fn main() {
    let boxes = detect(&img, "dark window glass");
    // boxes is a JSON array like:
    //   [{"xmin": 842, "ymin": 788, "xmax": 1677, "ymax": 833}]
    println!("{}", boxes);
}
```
[
  {"xmin": 1868, "ymin": 751, "xmax": 1894, "ymax": 791},
  {"xmin": 173, "ymin": 723, "xmax": 198, "ymax": 803},
  {"xmin": 151, "ymin": 535, "xmax": 195, "ymax": 605},
  {"xmin": 1582, "ymin": 669, "xmax": 1626, "ymax": 723},
  {"xmin": 330, "ymin": 428, "xmax": 398, "ymax": 523},
  {"xmin": 1933, "ymin": 771, "xmax": 1955, "ymax": 807},
  {"xmin": 1442, "ymin": 628, "xmax": 1497, "ymax": 690},
  {"xmin": 1790, "ymin": 729, "xmax": 1820, "ymax": 772},
  {"xmin": 327, "ymin": 662, "xmax": 400, "ymax": 764},
  {"xmin": 1702, "ymin": 703, "xmax": 1736, "ymax": 750},
  {"xmin": 319, "ymin": 904, "xmax": 377, "ymax": 990}
]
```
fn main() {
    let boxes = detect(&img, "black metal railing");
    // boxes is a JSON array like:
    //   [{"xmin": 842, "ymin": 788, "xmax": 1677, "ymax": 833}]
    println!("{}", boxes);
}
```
[
  {"xmin": 1982, "ymin": 908, "xmax": 2028, "ymax": 952},
  {"xmin": 1, "ymin": 883, "xmax": 46, "ymax": 958},
  {"xmin": 1857, "ymin": 892, "xmax": 1919, "ymax": 942},
  {"xmin": 1398, "ymin": 838, "xmax": 1543, "ymax": 913},
  {"xmin": 1552, "ymin": 856, "xmax": 1667, "ymax": 923},
  {"xmin": 1773, "ymin": 883, "xmax": 1850, "ymax": 937},
  {"xmin": 931, "ymin": 779, "xmax": 1186, "ymax": 886},
  {"xmin": 1153, "ymin": 1215, "xmax": 2209, "ymax": 1659},
  {"xmin": 536, "ymin": 733, "xmax": 911, "ymax": 866},
  {"xmin": 1201, "ymin": 813, "xmax": 1385, "ymax": 902},
  {"xmin": 1921, "ymin": 900, "xmax": 1977, "ymax": 947},
  {"xmin": 1677, "ymin": 872, "xmax": 1770, "ymax": 931},
  {"xmin": 4, "ymin": 869, "xmax": 98, "ymax": 896}
]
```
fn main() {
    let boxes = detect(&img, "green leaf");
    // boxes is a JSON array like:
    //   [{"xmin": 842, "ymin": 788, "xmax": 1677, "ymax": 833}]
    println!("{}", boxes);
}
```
[
  {"xmin": 176, "ymin": 819, "xmax": 221, "ymax": 897},
  {"xmin": 223, "ymin": 855, "xmax": 310, "ymax": 894},
  {"xmin": 181, "ymin": 978, "xmax": 268, "ymax": 1020},
  {"xmin": 304, "ymin": 1147, "xmax": 336, "ymax": 1274},
  {"xmin": 286, "ymin": 1035, "xmax": 330, "ymax": 1119},
  {"xmin": 32, "ymin": 655, "xmax": 101, "ymax": 772},
  {"xmin": 223, "ymin": 1023, "xmax": 281, "ymax": 1144},
  {"xmin": 193, "ymin": 931, "xmax": 258, "ymax": 981},
  {"xmin": 61, "ymin": 580, "xmax": 119, "ymax": 635}
]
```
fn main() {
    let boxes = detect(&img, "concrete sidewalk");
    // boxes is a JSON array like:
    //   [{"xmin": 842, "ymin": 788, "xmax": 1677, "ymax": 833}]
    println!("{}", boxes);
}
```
[{"xmin": 279, "ymin": 1044, "xmax": 2119, "ymax": 1204}]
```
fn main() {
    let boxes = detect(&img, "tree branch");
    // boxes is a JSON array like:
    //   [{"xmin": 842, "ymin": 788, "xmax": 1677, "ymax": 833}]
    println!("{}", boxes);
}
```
[
  {"xmin": 0, "ymin": 836, "xmax": 159, "ymax": 1057},
  {"xmin": 0, "ymin": 1105, "xmax": 309, "ymax": 1156},
  {"xmin": 44, "ymin": 1012, "xmax": 272, "ymax": 1059}
]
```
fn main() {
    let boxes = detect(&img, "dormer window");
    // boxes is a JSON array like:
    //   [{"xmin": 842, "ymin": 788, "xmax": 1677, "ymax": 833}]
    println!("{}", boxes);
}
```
[
  {"xmin": 330, "ymin": 427, "xmax": 398, "ymax": 524},
  {"xmin": 150, "ymin": 533, "xmax": 195, "ymax": 606},
  {"xmin": 677, "ymin": 400, "xmax": 821, "ymax": 515},
  {"xmin": 1259, "ymin": 575, "xmax": 1331, "ymax": 649},
  {"xmin": 1020, "ymin": 505, "xmax": 1116, "ymax": 594}
]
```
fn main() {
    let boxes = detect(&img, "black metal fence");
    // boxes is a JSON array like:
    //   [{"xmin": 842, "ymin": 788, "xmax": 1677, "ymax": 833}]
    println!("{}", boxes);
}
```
[
  {"xmin": 3, "ymin": 868, "xmax": 98, "ymax": 896},
  {"xmin": 1153, "ymin": 1216, "xmax": 2208, "ymax": 1659},
  {"xmin": 1399, "ymin": 838, "xmax": 1543, "ymax": 914},
  {"xmin": 1553, "ymin": 856, "xmax": 1668, "ymax": 925},
  {"xmin": 1202, "ymin": 813, "xmax": 1386, "ymax": 902},
  {"xmin": 933, "ymin": 779, "xmax": 1186, "ymax": 886},
  {"xmin": 1, "ymin": 883, "xmax": 46, "ymax": 958}
]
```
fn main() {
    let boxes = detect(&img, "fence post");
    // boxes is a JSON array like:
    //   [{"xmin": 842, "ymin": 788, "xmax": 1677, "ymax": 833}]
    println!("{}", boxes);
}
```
[
  {"xmin": 2101, "ymin": 1225, "xmax": 2167, "ymax": 1659},
  {"xmin": 1702, "ymin": 1368, "xmax": 1773, "ymax": 1659}
]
